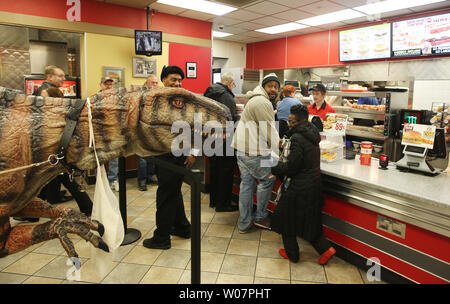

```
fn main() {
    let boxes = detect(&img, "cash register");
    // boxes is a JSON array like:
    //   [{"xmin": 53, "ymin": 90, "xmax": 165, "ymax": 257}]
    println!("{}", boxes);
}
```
[{"xmin": 395, "ymin": 121, "xmax": 446, "ymax": 175}]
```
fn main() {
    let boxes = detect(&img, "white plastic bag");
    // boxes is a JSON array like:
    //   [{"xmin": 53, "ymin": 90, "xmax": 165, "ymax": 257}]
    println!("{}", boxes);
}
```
[
  {"xmin": 85, "ymin": 98, "xmax": 124, "ymax": 279},
  {"xmin": 91, "ymin": 164, "xmax": 124, "ymax": 250}
]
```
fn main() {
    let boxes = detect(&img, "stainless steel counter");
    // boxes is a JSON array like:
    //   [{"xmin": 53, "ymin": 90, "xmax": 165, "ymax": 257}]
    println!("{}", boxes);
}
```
[{"xmin": 320, "ymin": 155, "xmax": 450, "ymax": 237}]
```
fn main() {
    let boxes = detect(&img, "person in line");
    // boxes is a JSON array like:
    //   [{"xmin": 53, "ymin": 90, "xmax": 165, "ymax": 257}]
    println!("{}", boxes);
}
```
[
  {"xmin": 137, "ymin": 74, "xmax": 159, "ymax": 191},
  {"xmin": 143, "ymin": 66, "xmax": 196, "ymax": 250},
  {"xmin": 98, "ymin": 77, "xmax": 120, "ymax": 192},
  {"xmin": 204, "ymin": 72, "xmax": 239, "ymax": 212},
  {"xmin": 35, "ymin": 66, "xmax": 72, "ymax": 204},
  {"xmin": 270, "ymin": 104, "xmax": 336, "ymax": 265},
  {"xmin": 307, "ymin": 83, "xmax": 335, "ymax": 121},
  {"xmin": 39, "ymin": 87, "xmax": 93, "ymax": 216},
  {"xmin": 231, "ymin": 73, "xmax": 280, "ymax": 233},
  {"xmin": 277, "ymin": 85, "xmax": 302, "ymax": 138}
]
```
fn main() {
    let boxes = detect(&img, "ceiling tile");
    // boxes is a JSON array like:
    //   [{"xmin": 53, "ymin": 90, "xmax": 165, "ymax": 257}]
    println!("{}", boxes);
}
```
[
  {"xmin": 267, "ymin": 0, "xmax": 317, "ymax": 8},
  {"xmin": 379, "ymin": 8, "xmax": 414, "ymax": 19},
  {"xmin": 271, "ymin": 9, "xmax": 314, "ymax": 21},
  {"xmin": 315, "ymin": 21, "xmax": 348, "ymax": 30},
  {"xmin": 241, "ymin": 30, "xmax": 269, "ymax": 37},
  {"xmin": 327, "ymin": 0, "xmax": 368, "ymax": 8},
  {"xmin": 209, "ymin": 16, "xmax": 243, "ymax": 26},
  {"xmin": 292, "ymin": 26, "xmax": 326, "ymax": 35},
  {"xmin": 408, "ymin": 1, "xmax": 450, "ymax": 12},
  {"xmin": 236, "ymin": 21, "xmax": 271, "ymax": 30},
  {"xmin": 251, "ymin": 16, "xmax": 288, "ymax": 26},
  {"xmin": 223, "ymin": 9, "xmax": 265, "ymax": 21},
  {"xmin": 297, "ymin": 0, "xmax": 348, "ymax": 15},
  {"xmin": 244, "ymin": 1, "xmax": 290, "ymax": 15},
  {"xmin": 219, "ymin": 26, "xmax": 250, "ymax": 35},
  {"xmin": 149, "ymin": 2, "xmax": 187, "ymax": 15},
  {"xmin": 177, "ymin": 10, "xmax": 215, "ymax": 21},
  {"xmin": 340, "ymin": 16, "xmax": 371, "ymax": 25}
]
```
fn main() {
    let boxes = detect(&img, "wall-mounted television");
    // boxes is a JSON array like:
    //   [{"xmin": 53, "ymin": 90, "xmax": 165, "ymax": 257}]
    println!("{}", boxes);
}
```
[
  {"xmin": 135, "ymin": 30, "xmax": 162, "ymax": 56},
  {"xmin": 339, "ymin": 23, "xmax": 391, "ymax": 62},
  {"xmin": 392, "ymin": 12, "xmax": 450, "ymax": 58}
]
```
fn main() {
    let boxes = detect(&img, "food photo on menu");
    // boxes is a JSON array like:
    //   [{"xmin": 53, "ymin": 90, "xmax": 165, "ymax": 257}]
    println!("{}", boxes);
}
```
[{"xmin": 339, "ymin": 23, "xmax": 391, "ymax": 61}]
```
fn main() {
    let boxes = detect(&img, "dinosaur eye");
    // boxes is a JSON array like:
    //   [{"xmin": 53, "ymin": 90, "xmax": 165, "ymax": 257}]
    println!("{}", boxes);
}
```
[{"xmin": 172, "ymin": 98, "xmax": 184, "ymax": 109}]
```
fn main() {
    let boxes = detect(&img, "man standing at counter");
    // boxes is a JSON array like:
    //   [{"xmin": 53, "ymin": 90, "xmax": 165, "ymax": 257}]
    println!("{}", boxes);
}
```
[
  {"xmin": 232, "ymin": 73, "xmax": 280, "ymax": 233},
  {"xmin": 307, "ymin": 83, "xmax": 335, "ymax": 120}
]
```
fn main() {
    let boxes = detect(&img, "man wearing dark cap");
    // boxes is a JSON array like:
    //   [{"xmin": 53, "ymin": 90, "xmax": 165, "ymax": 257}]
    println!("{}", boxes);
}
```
[
  {"xmin": 231, "ymin": 72, "xmax": 280, "ymax": 233},
  {"xmin": 143, "ymin": 65, "xmax": 196, "ymax": 250},
  {"xmin": 307, "ymin": 83, "xmax": 335, "ymax": 120}
]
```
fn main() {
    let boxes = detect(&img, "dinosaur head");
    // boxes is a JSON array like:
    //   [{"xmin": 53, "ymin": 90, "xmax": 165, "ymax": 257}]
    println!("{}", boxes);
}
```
[{"xmin": 135, "ymin": 87, "xmax": 232, "ymax": 156}]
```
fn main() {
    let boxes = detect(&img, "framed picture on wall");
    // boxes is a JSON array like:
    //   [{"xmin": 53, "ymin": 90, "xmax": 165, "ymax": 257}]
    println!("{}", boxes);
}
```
[
  {"xmin": 102, "ymin": 66, "xmax": 125, "ymax": 88},
  {"xmin": 186, "ymin": 62, "xmax": 197, "ymax": 79},
  {"xmin": 133, "ymin": 56, "xmax": 157, "ymax": 78}
]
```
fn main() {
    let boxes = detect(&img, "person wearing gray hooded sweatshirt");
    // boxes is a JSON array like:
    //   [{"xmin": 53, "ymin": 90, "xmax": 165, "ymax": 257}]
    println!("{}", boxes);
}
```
[{"xmin": 231, "ymin": 73, "xmax": 280, "ymax": 233}]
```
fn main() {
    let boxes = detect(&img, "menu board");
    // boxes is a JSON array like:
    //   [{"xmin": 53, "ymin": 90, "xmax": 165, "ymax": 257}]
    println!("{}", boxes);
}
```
[
  {"xmin": 339, "ymin": 23, "xmax": 391, "ymax": 62},
  {"xmin": 25, "ymin": 79, "xmax": 77, "ymax": 97},
  {"xmin": 392, "ymin": 13, "xmax": 450, "ymax": 57}
]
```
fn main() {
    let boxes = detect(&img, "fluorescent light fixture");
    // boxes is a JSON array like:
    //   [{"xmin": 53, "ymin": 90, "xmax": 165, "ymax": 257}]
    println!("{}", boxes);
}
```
[
  {"xmin": 296, "ymin": 9, "xmax": 365, "ymax": 26},
  {"xmin": 213, "ymin": 31, "xmax": 233, "ymax": 37},
  {"xmin": 256, "ymin": 23, "xmax": 309, "ymax": 34},
  {"xmin": 353, "ymin": 0, "xmax": 446, "ymax": 15},
  {"xmin": 157, "ymin": 0, "xmax": 237, "ymax": 16}
]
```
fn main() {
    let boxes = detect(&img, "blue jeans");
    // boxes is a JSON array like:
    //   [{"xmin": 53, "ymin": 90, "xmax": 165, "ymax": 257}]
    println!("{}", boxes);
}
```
[
  {"xmin": 107, "ymin": 158, "xmax": 118, "ymax": 183},
  {"xmin": 236, "ymin": 154, "xmax": 275, "ymax": 231},
  {"xmin": 137, "ymin": 156, "xmax": 155, "ymax": 183}
]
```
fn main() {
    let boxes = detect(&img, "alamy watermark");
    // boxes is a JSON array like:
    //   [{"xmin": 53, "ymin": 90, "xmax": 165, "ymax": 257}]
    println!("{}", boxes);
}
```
[
  {"xmin": 66, "ymin": 0, "xmax": 81, "ymax": 22},
  {"xmin": 366, "ymin": 257, "xmax": 381, "ymax": 282}
]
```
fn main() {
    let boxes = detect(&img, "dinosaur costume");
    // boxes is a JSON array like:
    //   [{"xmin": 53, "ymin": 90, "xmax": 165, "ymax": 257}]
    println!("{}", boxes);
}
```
[{"xmin": 0, "ymin": 86, "xmax": 230, "ymax": 259}]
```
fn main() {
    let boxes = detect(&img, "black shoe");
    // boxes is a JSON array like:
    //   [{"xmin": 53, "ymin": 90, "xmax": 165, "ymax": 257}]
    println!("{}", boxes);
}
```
[
  {"xmin": 143, "ymin": 237, "xmax": 170, "ymax": 250},
  {"xmin": 170, "ymin": 227, "xmax": 191, "ymax": 239},
  {"xmin": 215, "ymin": 205, "xmax": 239, "ymax": 212},
  {"xmin": 138, "ymin": 181, "xmax": 147, "ymax": 191},
  {"xmin": 254, "ymin": 217, "xmax": 271, "ymax": 230},
  {"xmin": 13, "ymin": 217, "xmax": 39, "ymax": 223}
]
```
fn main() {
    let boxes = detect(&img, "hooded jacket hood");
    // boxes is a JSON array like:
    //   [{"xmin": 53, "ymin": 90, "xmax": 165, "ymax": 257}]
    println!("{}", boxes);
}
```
[
  {"xmin": 204, "ymin": 83, "xmax": 234, "ymax": 100},
  {"xmin": 288, "ymin": 121, "xmax": 321, "ymax": 145},
  {"xmin": 246, "ymin": 85, "xmax": 270, "ymax": 101}
]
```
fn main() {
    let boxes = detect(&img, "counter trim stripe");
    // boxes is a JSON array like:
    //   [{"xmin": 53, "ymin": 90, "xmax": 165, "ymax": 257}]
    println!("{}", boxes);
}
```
[{"xmin": 322, "ymin": 213, "xmax": 450, "ymax": 282}]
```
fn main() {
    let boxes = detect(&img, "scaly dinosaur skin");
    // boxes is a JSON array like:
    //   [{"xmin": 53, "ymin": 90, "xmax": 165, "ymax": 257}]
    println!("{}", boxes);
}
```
[{"xmin": 0, "ymin": 86, "xmax": 230, "ymax": 258}]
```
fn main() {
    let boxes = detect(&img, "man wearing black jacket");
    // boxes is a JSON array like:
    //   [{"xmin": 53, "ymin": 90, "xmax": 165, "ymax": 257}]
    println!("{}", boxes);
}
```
[{"xmin": 204, "ymin": 72, "xmax": 239, "ymax": 212}]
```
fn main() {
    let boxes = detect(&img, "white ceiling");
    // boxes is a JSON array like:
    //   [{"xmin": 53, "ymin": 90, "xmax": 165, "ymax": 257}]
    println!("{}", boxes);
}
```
[{"xmin": 98, "ymin": 0, "xmax": 450, "ymax": 44}]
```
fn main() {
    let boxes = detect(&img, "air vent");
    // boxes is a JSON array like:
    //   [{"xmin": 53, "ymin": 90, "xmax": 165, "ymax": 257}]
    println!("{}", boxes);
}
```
[
  {"xmin": 213, "ymin": 0, "xmax": 260, "ymax": 8},
  {"xmin": 243, "ymin": 69, "xmax": 259, "ymax": 82}
]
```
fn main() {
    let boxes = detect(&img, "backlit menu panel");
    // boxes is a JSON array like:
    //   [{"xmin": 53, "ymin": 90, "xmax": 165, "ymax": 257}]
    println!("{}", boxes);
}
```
[{"xmin": 339, "ymin": 23, "xmax": 391, "ymax": 62}]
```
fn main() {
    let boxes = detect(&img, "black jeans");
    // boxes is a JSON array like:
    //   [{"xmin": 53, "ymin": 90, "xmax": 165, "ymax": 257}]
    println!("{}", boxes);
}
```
[
  {"xmin": 282, "ymin": 233, "xmax": 332, "ymax": 262},
  {"xmin": 153, "ymin": 154, "xmax": 190, "ymax": 243},
  {"xmin": 39, "ymin": 174, "xmax": 92, "ymax": 216},
  {"xmin": 209, "ymin": 154, "xmax": 236, "ymax": 210}
]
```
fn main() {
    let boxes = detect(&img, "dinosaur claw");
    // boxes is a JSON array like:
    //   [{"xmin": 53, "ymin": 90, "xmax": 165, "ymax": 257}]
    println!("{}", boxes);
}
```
[
  {"xmin": 98, "ymin": 240, "xmax": 109, "ymax": 253},
  {"xmin": 97, "ymin": 223, "xmax": 105, "ymax": 237}
]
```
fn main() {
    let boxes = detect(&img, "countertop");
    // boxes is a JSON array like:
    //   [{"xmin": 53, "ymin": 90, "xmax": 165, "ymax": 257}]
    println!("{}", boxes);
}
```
[{"xmin": 320, "ymin": 155, "xmax": 450, "ymax": 210}]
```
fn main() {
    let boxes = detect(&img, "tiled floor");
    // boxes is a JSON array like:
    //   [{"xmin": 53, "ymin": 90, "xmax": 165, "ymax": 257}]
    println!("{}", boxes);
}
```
[{"xmin": 1, "ymin": 180, "xmax": 386, "ymax": 284}]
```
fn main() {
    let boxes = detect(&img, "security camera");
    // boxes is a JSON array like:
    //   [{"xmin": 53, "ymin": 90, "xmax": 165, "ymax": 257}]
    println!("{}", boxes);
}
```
[{"xmin": 218, "ymin": 24, "xmax": 224, "ymax": 30}]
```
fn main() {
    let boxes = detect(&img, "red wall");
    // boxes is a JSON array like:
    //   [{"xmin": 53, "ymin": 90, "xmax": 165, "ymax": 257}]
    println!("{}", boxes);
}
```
[
  {"xmin": 169, "ymin": 43, "xmax": 211, "ymax": 94},
  {"xmin": 0, "ymin": 0, "xmax": 211, "ymax": 40},
  {"xmin": 247, "ymin": 8, "xmax": 450, "ymax": 70}
]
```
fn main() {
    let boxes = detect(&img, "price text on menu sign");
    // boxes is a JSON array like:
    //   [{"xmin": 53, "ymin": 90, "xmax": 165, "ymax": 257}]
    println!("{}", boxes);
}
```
[{"xmin": 323, "ymin": 114, "xmax": 348, "ymax": 136}]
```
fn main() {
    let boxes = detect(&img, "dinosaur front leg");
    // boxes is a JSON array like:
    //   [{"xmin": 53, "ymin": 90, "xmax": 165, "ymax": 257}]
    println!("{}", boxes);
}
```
[{"xmin": 4, "ymin": 198, "xmax": 108, "ymax": 258}]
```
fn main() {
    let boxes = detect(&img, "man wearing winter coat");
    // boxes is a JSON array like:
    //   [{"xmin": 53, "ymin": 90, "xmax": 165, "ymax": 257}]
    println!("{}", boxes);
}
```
[{"xmin": 204, "ymin": 73, "xmax": 239, "ymax": 212}]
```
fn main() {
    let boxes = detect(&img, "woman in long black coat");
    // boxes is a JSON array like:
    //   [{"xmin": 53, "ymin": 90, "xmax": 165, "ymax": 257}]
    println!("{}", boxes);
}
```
[{"xmin": 271, "ymin": 104, "xmax": 336, "ymax": 264}]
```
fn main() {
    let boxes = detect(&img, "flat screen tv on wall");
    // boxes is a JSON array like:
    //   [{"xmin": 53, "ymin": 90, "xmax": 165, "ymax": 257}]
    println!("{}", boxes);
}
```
[{"xmin": 135, "ymin": 30, "xmax": 162, "ymax": 56}]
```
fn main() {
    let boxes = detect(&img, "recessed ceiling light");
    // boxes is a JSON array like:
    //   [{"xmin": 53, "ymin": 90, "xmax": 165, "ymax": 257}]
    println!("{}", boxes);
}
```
[
  {"xmin": 256, "ymin": 23, "xmax": 309, "ymax": 34},
  {"xmin": 296, "ymin": 9, "xmax": 365, "ymax": 26},
  {"xmin": 353, "ymin": 0, "xmax": 446, "ymax": 15},
  {"xmin": 213, "ymin": 31, "xmax": 233, "ymax": 37},
  {"xmin": 157, "ymin": 0, "xmax": 237, "ymax": 16}
]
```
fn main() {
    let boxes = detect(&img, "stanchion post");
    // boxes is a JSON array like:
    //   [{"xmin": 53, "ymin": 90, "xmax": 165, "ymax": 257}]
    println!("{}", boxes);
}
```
[{"xmin": 118, "ymin": 156, "xmax": 141, "ymax": 245}]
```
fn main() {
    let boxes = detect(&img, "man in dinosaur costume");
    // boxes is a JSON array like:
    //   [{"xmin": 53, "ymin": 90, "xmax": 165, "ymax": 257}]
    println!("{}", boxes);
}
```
[{"xmin": 0, "ymin": 85, "xmax": 231, "ymax": 259}]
